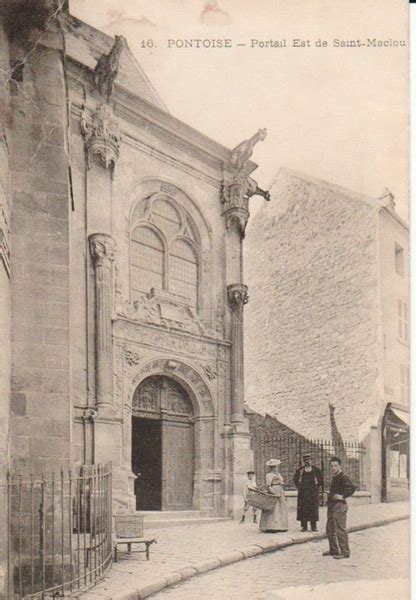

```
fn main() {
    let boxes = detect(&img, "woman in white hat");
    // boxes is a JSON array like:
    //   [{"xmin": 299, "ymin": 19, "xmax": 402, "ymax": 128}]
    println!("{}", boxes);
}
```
[{"xmin": 259, "ymin": 458, "xmax": 289, "ymax": 533}]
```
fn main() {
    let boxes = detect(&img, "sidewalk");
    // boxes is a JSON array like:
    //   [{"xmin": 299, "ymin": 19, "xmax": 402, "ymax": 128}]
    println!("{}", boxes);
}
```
[{"xmin": 76, "ymin": 501, "xmax": 409, "ymax": 600}]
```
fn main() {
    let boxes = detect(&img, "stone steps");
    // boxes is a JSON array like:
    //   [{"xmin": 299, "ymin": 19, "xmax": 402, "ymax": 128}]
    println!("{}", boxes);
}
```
[{"xmin": 137, "ymin": 510, "xmax": 230, "ymax": 530}]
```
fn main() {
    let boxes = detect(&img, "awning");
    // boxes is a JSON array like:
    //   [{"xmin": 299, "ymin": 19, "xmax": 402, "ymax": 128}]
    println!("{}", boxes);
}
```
[{"xmin": 390, "ymin": 406, "xmax": 410, "ymax": 427}]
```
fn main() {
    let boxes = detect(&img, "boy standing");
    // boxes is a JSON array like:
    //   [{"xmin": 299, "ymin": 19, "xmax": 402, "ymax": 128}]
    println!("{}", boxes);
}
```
[
  {"xmin": 323, "ymin": 457, "xmax": 356, "ymax": 559},
  {"xmin": 240, "ymin": 470, "xmax": 258, "ymax": 523}
]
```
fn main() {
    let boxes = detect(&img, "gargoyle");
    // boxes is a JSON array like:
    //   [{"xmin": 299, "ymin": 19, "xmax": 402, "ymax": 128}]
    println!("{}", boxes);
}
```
[
  {"xmin": 229, "ymin": 128, "xmax": 267, "ymax": 176},
  {"xmin": 94, "ymin": 35, "xmax": 126, "ymax": 102}
]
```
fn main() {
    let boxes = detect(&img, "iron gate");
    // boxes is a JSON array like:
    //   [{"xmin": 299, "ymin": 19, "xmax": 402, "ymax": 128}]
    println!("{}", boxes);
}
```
[
  {"xmin": 253, "ymin": 433, "xmax": 365, "ymax": 492},
  {"xmin": 6, "ymin": 463, "xmax": 112, "ymax": 599}
]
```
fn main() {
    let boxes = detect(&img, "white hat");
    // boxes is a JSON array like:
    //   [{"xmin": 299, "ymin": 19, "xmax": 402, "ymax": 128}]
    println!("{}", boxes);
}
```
[{"xmin": 265, "ymin": 458, "xmax": 281, "ymax": 467}]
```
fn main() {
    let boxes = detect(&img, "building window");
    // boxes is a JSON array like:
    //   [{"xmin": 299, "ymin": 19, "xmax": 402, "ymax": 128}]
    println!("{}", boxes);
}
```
[
  {"xmin": 130, "ymin": 193, "xmax": 200, "ymax": 307},
  {"xmin": 398, "ymin": 300, "xmax": 409, "ymax": 341},
  {"xmin": 131, "ymin": 226, "xmax": 164, "ymax": 297},
  {"xmin": 394, "ymin": 243, "xmax": 404, "ymax": 276},
  {"xmin": 170, "ymin": 240, "xmax": 198, "ymax": 308},
  {"xmin": 400, "ymin": 364, "xmax": 410, "ymax": 406}
]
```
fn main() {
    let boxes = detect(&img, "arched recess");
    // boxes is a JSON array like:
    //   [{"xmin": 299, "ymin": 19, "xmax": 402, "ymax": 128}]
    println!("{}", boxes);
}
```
[
  {"xmin": 125, "ymin": 358, "xmax": 216, "ymax": 511},
  {"xmin": 126, "ymin": 178, "xmax": 214, "ymax": 324}
]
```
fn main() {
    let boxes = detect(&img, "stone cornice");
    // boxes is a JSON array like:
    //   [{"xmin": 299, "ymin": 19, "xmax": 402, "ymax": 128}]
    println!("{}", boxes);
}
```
[
  {"xmin": 72, "ymin": 103, "xmax": 222, "ymax": 189},
  {"xmin": 66, "ymin": 61, "xmax": 258, "ymax": 176}
]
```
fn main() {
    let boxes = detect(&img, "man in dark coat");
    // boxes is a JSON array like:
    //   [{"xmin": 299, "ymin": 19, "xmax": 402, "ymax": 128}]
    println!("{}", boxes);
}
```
[{"xmin": 293, "ymin": 453, "xmax": 324, "ymax": 532}]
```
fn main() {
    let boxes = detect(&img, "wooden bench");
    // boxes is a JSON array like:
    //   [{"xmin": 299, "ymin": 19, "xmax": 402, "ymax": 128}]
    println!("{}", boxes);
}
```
[{"xmin": 113, "ymin": 515, "xmax": 157, "ymax": 562}]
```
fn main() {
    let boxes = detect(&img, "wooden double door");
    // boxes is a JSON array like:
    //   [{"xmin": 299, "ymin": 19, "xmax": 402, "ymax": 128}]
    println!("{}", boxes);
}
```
[{"xmin": 132, "ymin": 376, "xmax": 194, "ymax": 511}]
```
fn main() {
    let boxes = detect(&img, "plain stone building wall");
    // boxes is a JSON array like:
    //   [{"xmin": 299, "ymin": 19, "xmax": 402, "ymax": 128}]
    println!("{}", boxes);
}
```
[
  {"xmin": 8, "ymin": 21, "xmax": 72, "ymax": 476},
  {"xmin": 244, "ymin": 169, "xmax": 384, "ymax": 443}
]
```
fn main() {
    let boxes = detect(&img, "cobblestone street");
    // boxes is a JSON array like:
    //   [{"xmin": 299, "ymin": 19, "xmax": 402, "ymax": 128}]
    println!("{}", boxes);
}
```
[{"xmin": 154, "ymin": 520, "xmax": 409, "ymax": 600}]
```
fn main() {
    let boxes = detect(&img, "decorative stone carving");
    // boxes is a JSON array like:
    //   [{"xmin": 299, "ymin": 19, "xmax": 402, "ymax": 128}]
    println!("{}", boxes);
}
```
[
  {"xmin": 81, "ymin": 104, "xmax": 121, "ymax": 170},
  {"xmin": 129, "ymin": 358, "xmax": 215, "ymax": 417},
  {"xmin": 116, "ymin": 289, "xmax": 219, "ymax": 339},
  {"xmin": 93, "ymin": 36, "xmax": 126, "ymax": 102},
  {"xmin": 124, "ymin": 348, "xmax": 142, "ymax": 366},
  {"xmin": 163, "ymin": 379, "xmax": 193, "ymax": 415},
  {"xmin": 89, "ymin": 232, "xmax": 116, "ymax": 268},
  {"xmin": 221, "ymin": 128, "xmax": 270, "ymax": 235},
  {"xmin": 227, "ymin": 283, "xmax": 249, "ymax": 314},
  {"xmin": 229, "ymin": 129, "xmax": 267, "ymax": 177},
  {"xmin": 201, "ymin": 364, "xmax": 217, "ymax": 381},
  {"xmin": 114, "ymin": 320, "xmax": 227, "ymax": 361},
  {"xmin": 133, "ymin": 378, "xmax": 159, "ymax": 412}
]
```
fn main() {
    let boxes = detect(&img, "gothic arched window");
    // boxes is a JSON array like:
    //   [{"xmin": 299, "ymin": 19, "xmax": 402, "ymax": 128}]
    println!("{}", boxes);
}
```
[{"xmin": 130, "ymin": 193, "xmax": 200, "ymax": 309}]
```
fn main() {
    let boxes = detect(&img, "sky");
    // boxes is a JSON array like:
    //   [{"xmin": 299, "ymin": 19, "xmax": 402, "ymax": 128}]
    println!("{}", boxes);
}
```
[{"xmin": 69, "ymin": 0, "xmax": 409, "ymax": 222}]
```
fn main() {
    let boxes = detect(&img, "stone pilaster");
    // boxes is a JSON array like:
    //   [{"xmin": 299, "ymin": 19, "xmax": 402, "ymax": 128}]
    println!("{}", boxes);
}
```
[
  {"xmin": 227, "ymin": 283, "xmax": 248, "ymax": 424},
  {"xmin": 89, "ymin": 233, "xmax": 116, "ymax": 411}
]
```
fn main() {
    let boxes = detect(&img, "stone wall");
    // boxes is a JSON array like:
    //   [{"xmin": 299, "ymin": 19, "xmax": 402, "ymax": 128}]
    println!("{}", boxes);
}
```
[
  {"xmin": 244, "ymin": 169, "xmax": 383, "ymax": 442},
  {"xmin": 8, "ymin": 29, "xmax": 71, "ymax": 475}
]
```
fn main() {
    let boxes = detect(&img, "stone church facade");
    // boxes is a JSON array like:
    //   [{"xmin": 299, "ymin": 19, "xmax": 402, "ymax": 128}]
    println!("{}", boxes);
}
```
[
  {"xmin": 0, "ymin": 5, "xmax": 269, "ymax": 582},
  {"xmin": 244, "ymin": 168, "xmax": 410, "ymax": 502}
]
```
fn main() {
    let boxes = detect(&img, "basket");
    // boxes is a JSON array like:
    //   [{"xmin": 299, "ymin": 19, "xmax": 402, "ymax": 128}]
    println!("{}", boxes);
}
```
[{"xmin": 247, "ymin": 489, "xmax": 278, "ymax": 511}]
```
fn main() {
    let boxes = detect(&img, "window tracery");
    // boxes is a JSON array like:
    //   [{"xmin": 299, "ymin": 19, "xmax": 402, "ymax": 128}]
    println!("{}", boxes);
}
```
[{"xmin": 130, "ymin": 193, "xmax": 200, "ymax": 309}]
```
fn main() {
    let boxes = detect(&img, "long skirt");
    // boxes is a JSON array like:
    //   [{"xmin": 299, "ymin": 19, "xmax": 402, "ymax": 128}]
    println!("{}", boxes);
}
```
[{"xmin": 259, "ymin": 494, "xmax": 288, "ymax": 532}]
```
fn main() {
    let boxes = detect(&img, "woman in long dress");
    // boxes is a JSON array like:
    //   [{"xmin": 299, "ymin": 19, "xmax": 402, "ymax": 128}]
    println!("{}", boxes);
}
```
[{"xmin": 259, "ymin": 459, "xmax": 289, "ymax": 533}]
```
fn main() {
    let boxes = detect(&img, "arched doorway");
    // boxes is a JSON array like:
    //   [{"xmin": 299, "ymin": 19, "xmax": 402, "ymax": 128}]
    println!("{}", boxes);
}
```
[{"xmin": 132, "ymin": 375, "xmax": 195, "ymax": 511}]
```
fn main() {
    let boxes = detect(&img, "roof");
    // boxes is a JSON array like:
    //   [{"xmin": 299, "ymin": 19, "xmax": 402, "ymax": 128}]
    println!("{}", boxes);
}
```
[
  {"xmin": 61, "ymin": 13, "xmax": 258, "ymax": 174},
  {"xmin": 267, "ymin": 167, "xmax": 409, "ymax": 229}
]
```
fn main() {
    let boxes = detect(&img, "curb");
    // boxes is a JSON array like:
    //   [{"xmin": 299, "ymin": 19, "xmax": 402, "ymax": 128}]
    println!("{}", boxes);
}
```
[{"xmin": 110, "ymin": 513, "xmax": 410, "ymax": 600}]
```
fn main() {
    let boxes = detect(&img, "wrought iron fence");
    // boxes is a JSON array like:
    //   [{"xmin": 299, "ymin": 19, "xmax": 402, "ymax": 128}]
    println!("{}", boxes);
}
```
[
  {"xmin": 6, "ymin": 463, "xmax": 112, "ymax": 599},
  {"xmin": 253, "ymin": 433, "xmax": 365, "ymax": 492}
]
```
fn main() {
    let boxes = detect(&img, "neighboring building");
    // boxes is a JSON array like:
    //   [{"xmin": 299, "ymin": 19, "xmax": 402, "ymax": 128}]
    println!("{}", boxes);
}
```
[
  {"xmin": 244, "ymin": 168, "xmax": 410, "ymax": 502},
  {"xmin": 0, "ymin": 1, "xmax": 269, "ymax": 592}
]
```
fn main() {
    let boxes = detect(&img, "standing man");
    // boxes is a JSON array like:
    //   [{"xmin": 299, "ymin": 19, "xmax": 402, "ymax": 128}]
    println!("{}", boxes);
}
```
[
  {"xmin": 293, "ymin": 453, "xmax": 324, "ymax": 532},
  {"xmin": 323, "ymin": 456, "xmax": 356, "ymax": 559},
  {"xmin": 240, "ymin": 470, "xmax": 258, "ymax": 523}
]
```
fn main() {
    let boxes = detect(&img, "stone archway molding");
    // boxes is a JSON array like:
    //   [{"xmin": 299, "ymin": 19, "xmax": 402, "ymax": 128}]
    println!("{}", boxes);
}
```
[{"xmin": 127, "ymin": 357, "xmax": 216, "ymax": 418}]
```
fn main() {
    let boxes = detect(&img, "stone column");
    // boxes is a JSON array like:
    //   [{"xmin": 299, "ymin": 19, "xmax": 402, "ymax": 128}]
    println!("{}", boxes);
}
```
[
  {"xmin": 227, "ymin": 283, "xmax": 248, "ymax": 424},
  {"xmin": 89, "ymin": 233, "xmax": 116, "ymax": 410}
]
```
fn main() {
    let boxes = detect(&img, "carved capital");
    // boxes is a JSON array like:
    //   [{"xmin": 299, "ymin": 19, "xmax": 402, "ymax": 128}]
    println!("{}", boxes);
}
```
[
  {"xmin": 81, "ymin": 104, "xmax": 121, "ymax": 170},
  {"xmin": 227, "ymin": 283, "xmax": 249, "ymax": 313},
  {"xmin": 89, "ymin": 233, "xmax": 116, "ymax": 269},
  {"xmin": 221, "ymin": 178, "xmax": 251, "ymax": 236}
]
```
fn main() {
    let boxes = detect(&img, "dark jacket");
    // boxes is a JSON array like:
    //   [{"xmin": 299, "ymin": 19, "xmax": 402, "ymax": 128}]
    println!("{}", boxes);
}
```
[{"xmin": 328, "ymin": 471, "xmax": 356, "ymax": 503}]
